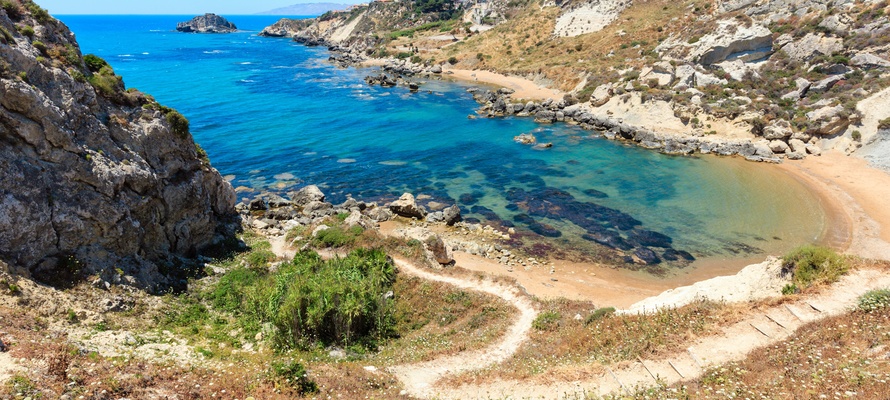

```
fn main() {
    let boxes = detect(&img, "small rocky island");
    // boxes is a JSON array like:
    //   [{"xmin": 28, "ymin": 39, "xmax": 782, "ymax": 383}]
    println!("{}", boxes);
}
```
[{"xmin": 176, "ymin": 13, "xmax": 237, "ymax": 33}]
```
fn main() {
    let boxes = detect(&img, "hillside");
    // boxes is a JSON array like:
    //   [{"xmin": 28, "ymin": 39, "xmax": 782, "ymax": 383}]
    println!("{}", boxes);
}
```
[{"xmin": 262, "ymin": 0, "xmax": 890, "ymax": 164}]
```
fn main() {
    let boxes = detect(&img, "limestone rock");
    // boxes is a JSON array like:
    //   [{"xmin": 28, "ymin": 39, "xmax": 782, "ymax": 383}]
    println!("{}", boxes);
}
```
[
  {"xmin": 442, "ymin": 205, "xmax": 462, "ymax": 226},
  {"xmin": 176, "ymin": 14, "xmax": 237, "ymax": 33},
  {"xmin": 762, "ymin": 119, "xmax": 793, "ymax": 140},
  {"xmin": 789, "ymin": 139, "xmax": 808, "ymax": 154},
  {"xmin": 290, "ymin": 185, "xmax": 325, "ymax": 206},
  {"xmin": 425, "ymin": 235, "xmax": 453, "ymax": 265},
  {"xmin": 389, "ymin": 193, "xmax": 428, "ymax": 219},
  {"xmin": 690, "ymin": 20, "xmax": 773, "ymax": 65},
  {"xmin": 590, "ymin": 84, "xmax": 613, "ymax": 106},
  {"xmin": 809, "ymin": 75, "xmax": 844, "ymax": 94},
  {"xmin": 769, "ymin": 140, "xmax": 790, "ymax": 154},
  {"xmin": 781, "ymin": 77, "xmax": 811, "ymax": 101},
  {"xmin": 0, "ymin": 7, "xmax": 237, "ymax": 292},
  {"xmin": 780, "ymin": 33, "xmax": 843, "ymax": 62},
  {"xmin": 851, "ymin": 53, "xmax": 890, "ymax": 69}
]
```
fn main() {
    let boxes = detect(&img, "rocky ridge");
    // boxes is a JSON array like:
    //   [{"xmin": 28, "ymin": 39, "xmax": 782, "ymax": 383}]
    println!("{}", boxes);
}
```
[
  {"xmin": 176, "ymin": 13, "xmax": 237, "ymax": 33},
  {"xmin": 0, "ymin": 3, "xmax": 237, "ymax": 292}
]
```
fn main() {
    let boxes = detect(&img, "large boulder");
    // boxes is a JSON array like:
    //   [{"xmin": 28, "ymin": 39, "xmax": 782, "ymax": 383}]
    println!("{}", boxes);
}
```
[
  {"xmin": 851, "ymin": 53, "xmax": 890, "ymax": 69},
  {"xmin": 389, "ymin": 193, "xmax": 428, "ymax": 219},
  {"xmin": 442, "ymin": 205, "xmax": 462, "ymax": 226},
  {"xmin": 0, "ymin": 7, "xmax": 236, "ymax": 292},
  {"xmin": 176, "ymin": 13, "xmax": 237, "ymax": 33},
  {"xmin": 290, "ymin": 185, "xmax": 325, "ymax": 206},
  {"xmin": 762, "ymin": 119, "xmax": 793, "ymax": 140},
  {"xmin": 425, "ymin": 235, "xmax": 453, "ymax": 265}
]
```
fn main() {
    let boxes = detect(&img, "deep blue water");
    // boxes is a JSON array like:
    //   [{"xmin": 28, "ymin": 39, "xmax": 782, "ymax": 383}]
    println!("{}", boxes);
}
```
[{"xmin": 57, "ymin": 15, "xmax": 825, "ymax": 267}]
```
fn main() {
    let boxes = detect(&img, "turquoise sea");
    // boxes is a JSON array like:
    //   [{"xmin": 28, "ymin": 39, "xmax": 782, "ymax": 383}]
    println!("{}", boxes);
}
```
[{"xmin": 57, "ymin": 15, "xmax": 826, "ymax": 270}]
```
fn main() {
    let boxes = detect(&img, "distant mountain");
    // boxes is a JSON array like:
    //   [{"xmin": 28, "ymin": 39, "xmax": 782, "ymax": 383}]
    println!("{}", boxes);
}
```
[{"xmin": 257, "ymin": 3, "xmax": 351, "ymax": 16}]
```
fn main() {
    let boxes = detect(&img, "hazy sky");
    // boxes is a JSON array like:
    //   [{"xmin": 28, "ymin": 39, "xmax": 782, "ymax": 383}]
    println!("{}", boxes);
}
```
[{"xmin": 37, "ymin": 0, "xmax": 353, "ymax": 15}]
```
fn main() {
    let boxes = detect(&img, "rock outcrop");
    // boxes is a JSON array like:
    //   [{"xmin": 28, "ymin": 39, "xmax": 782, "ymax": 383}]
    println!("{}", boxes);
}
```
[
  {"xmin": 1, "ymin": 4, "xmax": 237, "ymax": 292},
  {"xmin": 176, "ymin": 14, "xmax": 237, "ymax": 33}
]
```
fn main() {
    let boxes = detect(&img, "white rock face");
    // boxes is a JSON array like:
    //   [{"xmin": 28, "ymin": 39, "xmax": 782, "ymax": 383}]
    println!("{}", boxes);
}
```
[
  {"xmin": 689, "ymin": 20, "xmax": 774, "ymax": 65},
  {"xmin": 780, "ymin": 33, "xmax": 844, "ymax": 62},
  {"xmin": 622, "ymin": 257, "xmax": 789, "ymax": 314},
  {"xmin": 553, "ymin": 0, "xmax": 631, "ymax": 37}
]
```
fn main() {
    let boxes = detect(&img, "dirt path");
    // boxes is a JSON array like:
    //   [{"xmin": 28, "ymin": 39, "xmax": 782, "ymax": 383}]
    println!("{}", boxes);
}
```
[
  {"xmin": 430, "ymin": 267, "xmax": 890, "ymax": 399},
  {"xmin": 387, "ymin": 258, "xmax": 538, "ymax": 398}
]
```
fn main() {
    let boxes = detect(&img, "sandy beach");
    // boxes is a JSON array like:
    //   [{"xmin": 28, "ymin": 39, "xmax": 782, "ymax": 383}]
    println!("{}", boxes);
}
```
[{"xmin": 445, "ymin": 68, "xmax": 565, "ymax": 101}]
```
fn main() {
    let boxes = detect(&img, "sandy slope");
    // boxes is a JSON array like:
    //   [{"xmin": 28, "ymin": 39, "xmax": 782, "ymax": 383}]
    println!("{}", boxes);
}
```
[{"xmin": 445, "ymin": 68, "xmax": 565, "ymax": 101}]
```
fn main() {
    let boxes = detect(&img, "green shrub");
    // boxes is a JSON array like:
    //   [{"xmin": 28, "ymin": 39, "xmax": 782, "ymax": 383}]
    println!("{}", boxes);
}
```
[
  {"xmin": 0, "ymin": 26, "xmax": 12, "ymax": 45},
  {"xmin": 165, "ymin": 110, "xmax": 190, "ymax": 137},
  {"xmin": 584, "ymin": 307, "xmax": 615, "ymax": 325},
  {"xmin": 271, "ymin": 361, "xmax": 318, "ymax": 394},
  {"xmin": 31, "ymin": 39, "xmax": 46, "ymax": 54},
  {"xmin": 312, "ymin": 225, "xmax": 363, "ymax": 248},
  {"xmin": 781, "ymin": 245, "xmax": 847, "ymax": 289},
  {"xmin": 17, "ymin": 24, "xmax": 33, "ymax": 38},
  {"xmin": 1, "ymin": 0, "xmax": 22, "ymax": 19},
  {"xmin": 532, "ymin": 310, "xmax": 561, "ymax": 331},
  {"xmin": 781, "ymin": 283, "xmax": 798, "ymax": 295},
  {"xmin": 88, "ymin": 71, "xmax": 123, "ymax": 98},
  {"xmin": 27, "ymin": 2, "xmax": 50, "ymax": 24},
  {"xmin": 447, "ymin": 56, "xmax": 458, "ymax": 65},
  {"xmin": 878, "ymin": 117, "xmax": 890, "ymax": 131},
  {"xmin": 858, "ymin": 288, "xmax": 890, "ymax": 312},
  {"xmin": 245, "ymin": 249, "xmax": 276, "ymax": 268},
  {"xmin": 83, "ymin": 54, "xmax": 109, "ymax": 73},
  {"xmin": 852, "ymin": 130, "xmax": 862, "ymax": 141}
]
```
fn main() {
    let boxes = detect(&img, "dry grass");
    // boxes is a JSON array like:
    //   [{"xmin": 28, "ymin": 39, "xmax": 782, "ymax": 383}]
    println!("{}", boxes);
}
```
[
  {"xmin": 629, "ymin": 308, "xmax": 890, "ymax": 399},
  {"xmin": 442, "ymin": 297, "xmax": 746, "ymax": 385}
]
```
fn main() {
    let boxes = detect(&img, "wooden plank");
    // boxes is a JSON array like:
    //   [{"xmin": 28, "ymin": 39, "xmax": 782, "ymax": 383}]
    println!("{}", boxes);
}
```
[
  {"xmin": 784, "ymin": 304, "xmax": 804, "ymax": 321},
  {"xmin": 668, "ymin": 360, "xmax": 685, "ymax": 379},
  {"xmin": 765, "ymin": 313, "xmax": 789, "ymax": 330},
  {"xmin": 637, "ymin": 356, "xmax": 658, "ymax": 382},
  {"xmin": 607, "ymin": 366, "xmax": 630, "ymax": 395},
  {"xmin": 687, "ymin": 347, "xmax": 704, "ymax": 369},
  {"xmin": 750, "ymin": 322, "xmax": 771, "ymax": 337}
]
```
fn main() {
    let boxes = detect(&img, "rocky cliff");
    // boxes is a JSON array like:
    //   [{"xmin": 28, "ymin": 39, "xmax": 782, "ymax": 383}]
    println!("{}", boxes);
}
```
[
  {"xmin": 176, "ymin": 13, "xmax": 237, "ymax": 33},
  {"xmin": 0, "ymin": 2, "xmax": 237, "ymax": 292}
]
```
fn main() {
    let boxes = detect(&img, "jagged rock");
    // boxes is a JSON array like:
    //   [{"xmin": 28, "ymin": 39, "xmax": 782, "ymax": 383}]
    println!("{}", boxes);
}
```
[
  {"xmin": 781, "ymin": 77, "xmax": 811, "ymax": 101},
  {"xmin": 430, "ymin": 65, "xmax": 442, "ymax": 74},
  {"xmin": 818, "ymin": 14, "xmax": 851, "ymax": 34},
  {"xmin": 290, "ymin": 185, "xmax": 325, "ymax": 206},
  {"xmin": 633, "ymin": 247, "xmax": 661, "ymax": 265},
  {"xmin": 249, "ymin": 198, "xmax": 268, "ymax": 211},
  {"xmin": 762, "ymin": 119, "xmax": 793, "ymax": 140},
  {"xmin": 389, "ymin": 193, "xmax": 427, "ymax": 219},
  {"xmin": 781, "ymin": 33, "xmax": 843, "ymax": 62},
  {"xmin": 590, "ymin": 84, "xmax": 613, "ymax": 106},
  {"xmin": 695, "ymin": 72, "xmax": 729, "ymax": 87},
  {"xmin": 366, "ymin": 206, "xmax": 394, "ymax": 222},
  {"xmin": 425, "ymin": 235, "xmax": 453, "ymax": 265},
  {"xmin": 769, "ymin": 140, "xmax": 790, "ymax": 154},
  {"xmin": 176, "ymin": 14, "xmax": 237, "ymax": 33},
  {"xmin": 806, "ymin": 144, "xmax": 822, "ymax": 156},
  {"xmin": 753, "ymin": 142, "xmax": 775, "ymax": 157},
  {"xmin": 0, "ymin": 8, "xmax": 236, "ymax": 292},
  {"xmin": 534, "ymin": 110, "xmax": 556, "ymax": 123},
  {"xmin": 786, "ymin": 151, "xmax": 806, "ymax": 160},
  {"xmin": 302, "ymin": 200, "xmax": 333, "ymax": 217},
  {"xmin": 809, "ymin": 75, "xmax": 845, "ymax": 94},
  {"xmin": 344, "ymin": 209, "xmax": 375, "ymax": 230},
  {"xmin": 640, "ymin": 63, "xmax": 674, "ymax": 86},
  {"xmin": 851, "ymin": 53, "xmax": 890, "ymax": 69},
  {"xmin": 267, "ymin": 195, "xmax": 292, "ymax": 208},
  {"xmin": 442, "ymin": 205, "xmax": 462, "ymax": 226},
  {"xmin": 690, "ymin": 20, "xmax": 773, "ymax": 65},
  {"xmin": 789, "ymin": 139, "xmax": 808, "ymax": 154},
  {"xmin": 673, "ymin": 65, "xmax": 697, "ymax": 89}
]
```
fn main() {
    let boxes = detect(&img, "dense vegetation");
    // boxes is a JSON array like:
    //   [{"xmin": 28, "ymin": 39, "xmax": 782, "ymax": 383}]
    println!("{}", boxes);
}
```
[
  {"xmin": 207, "ymin": 248, "xmax": 397, "ymax": 351},
  {"xmin": 781, "ymin": 245, "xmax": 848, "ymax": 294}
]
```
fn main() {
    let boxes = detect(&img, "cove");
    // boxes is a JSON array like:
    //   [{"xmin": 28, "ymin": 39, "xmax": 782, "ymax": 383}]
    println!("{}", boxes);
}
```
[{"xmin": 58, "ymin": 15, "xmax": 826, "ymax": 271}]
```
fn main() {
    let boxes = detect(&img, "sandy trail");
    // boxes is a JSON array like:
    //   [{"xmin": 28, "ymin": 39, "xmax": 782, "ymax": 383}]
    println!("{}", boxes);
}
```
[
  {"xmin": 387, "ymin": 258, "xmax": 538, "ymax": 398},
  {"xmin": 429, "ymin": 267, "xmax": 890, "ymax": 399},
  {"xmin": 445, "ymin": 68, "xmax": 564, "ymax": 101}
]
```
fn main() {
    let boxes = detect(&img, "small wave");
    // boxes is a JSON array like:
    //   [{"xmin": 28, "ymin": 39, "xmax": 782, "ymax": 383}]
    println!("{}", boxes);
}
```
[
  {"xmin": 148, "ymin": 29, "xmax": 163, "ymax": 32},
  {"xmin": 239, "ymin": 79, "xmax": 256, "ymax": 83},
  {"xmin": 303, "ymin": 152, "xmax": 317, "ymax": 156},
  {"xmin": 118, "ymin": 54, "xmax": 133, "ymax": 57},
  {"xmin": 240, "ymin": 62, "xmax": 253, "ymax": 65},
  {"xmin": 379, "ymin": 160, "xmax": 407, "ymax": 166},
  {"xmin": 337, "ymin": 158, "xmax": 357, "ymax": 164},
  {"xmin": 273, "ymin": 173, "xmax": 296, "ymax": 180},
  {"xmin": 203, "ymin": 50, "xmax": 226, "ymax": 54}
]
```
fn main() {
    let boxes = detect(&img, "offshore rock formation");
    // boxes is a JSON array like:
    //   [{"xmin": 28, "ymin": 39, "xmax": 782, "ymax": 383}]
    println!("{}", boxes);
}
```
[
  {"xmin": 176, "ymin": 13, "xmax": 237, "ymax": 33},
  {"xmin": 0, "ymin": 4, "xmax": 237, "ymax": 292}
]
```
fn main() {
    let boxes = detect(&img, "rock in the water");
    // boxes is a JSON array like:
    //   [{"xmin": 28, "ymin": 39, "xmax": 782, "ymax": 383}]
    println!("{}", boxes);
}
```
[
  {"xmin": 633, "ymin": 247, "xmax": 661, "ymax": 265},
  {"xmin": 389, "ymin": 193, "xmax": 428, "ymax": 219},
  {"xmin": 176, "ymin": 13, "xmax": 237, "ymax": 33},
  {"xmin": 514, "ymin": 133, "xmax": 537, "ymax": 145},
  {"xmin": 291, "ymin": 185, "xmax": 325, "ymax": 206}
]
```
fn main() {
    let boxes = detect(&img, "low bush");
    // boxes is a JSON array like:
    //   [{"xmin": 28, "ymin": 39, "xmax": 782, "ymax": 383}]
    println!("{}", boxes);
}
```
[
  {"xmin": 83, "ymin": 54, "xmax": 109, "ymax": 73},
  {"xmin": 270, "ymin": 361, "xmax": 318, "ymax": 394},
  {"xmin": 532, "ymin": 310, "xmax": 560, "ymax": 331},
  {"xmin": 781, "ymin": 245, "xmax": 847, "ymax": 290},
  {"xmin": 584, "ymin": 307, "xmax": 615, "ymax": 325},
  {"xmin": 165, "ymin": 110, "xmax": 189, "ymax": 137},
  {"xmin": 312, "ymin": 225, "xmax": 363, "ymax": 248},
  {"xmin": 1, "ymin": 0, "xmax": 22, "ymax": 20},
  {"xmin": 858, "ymin": 288, "xmax": 890, "ymax": 312},
  {"xmin": 878, "ymin": 117, "xmax": 890, "ymax": 130}
]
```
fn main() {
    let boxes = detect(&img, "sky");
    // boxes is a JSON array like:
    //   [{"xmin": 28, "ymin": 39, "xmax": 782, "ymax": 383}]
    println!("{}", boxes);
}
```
[{"xmin": 37, "ymin": 0, "xmax": 354, "ymax": 15}]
